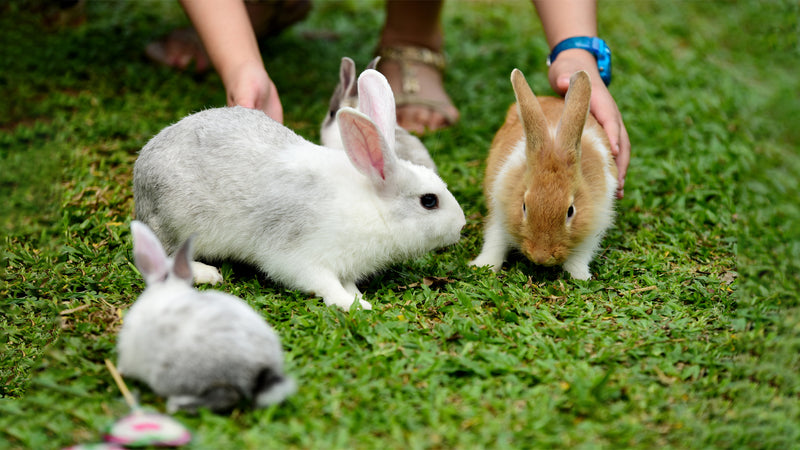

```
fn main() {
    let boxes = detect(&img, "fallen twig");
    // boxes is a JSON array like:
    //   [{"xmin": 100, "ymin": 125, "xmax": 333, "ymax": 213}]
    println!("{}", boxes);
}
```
[{"xmin": 59, "ymin": 304, "xmax": 91, "ymax": 316}]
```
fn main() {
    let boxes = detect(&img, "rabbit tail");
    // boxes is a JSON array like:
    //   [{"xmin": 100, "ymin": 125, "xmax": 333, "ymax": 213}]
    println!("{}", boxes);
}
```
[{"xmin": 254, "ymin": 367, "xmax": 297, "ymax": 408}]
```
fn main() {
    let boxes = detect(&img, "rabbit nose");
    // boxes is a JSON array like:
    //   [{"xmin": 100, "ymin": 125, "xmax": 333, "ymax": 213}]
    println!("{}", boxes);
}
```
[
  {"xmin": 525, "ymin": 244, "xmax": 559, "ymax": 266},
  {"xmin": 535, "ymin": 255, "xmax": 559, "ymax": 266}
]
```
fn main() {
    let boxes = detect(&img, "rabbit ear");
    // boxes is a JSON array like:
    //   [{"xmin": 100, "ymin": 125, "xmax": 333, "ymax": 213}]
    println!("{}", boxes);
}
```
[
  {"xmin": 356, "ymin": 69, "xmax": 396, "ymax": 152},
  {"xmin": 131, "ymin": 220, "xmax": 169, "ymax": 284},
  {"xmin": 337, "ymin": 107, "xmax": 396, "ymax": 185},
  {"xmin": 555, "ymin": 70, "xmax": 591, "ymax": 163},
  {"xmin": 365, "ymin": 56, "xmax": 380, "ymax": 70},
  {"xmin": 171, "ymin": 234, "xmax": 195, "ymax": 283},
  {"xmin": 339, "ymin": 57, "xmax": 358, "ymax": 99},
  {"xmin": 510, "ymin": 69, "xmax": 548, "ymax": 161}
]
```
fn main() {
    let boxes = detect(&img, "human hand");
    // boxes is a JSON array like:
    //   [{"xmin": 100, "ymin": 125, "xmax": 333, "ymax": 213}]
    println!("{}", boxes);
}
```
[
  {"xmin": 548, "ymin": 49, "xmax": 630, "ymax": 199},
  {"xmin": 224, "ymin": 60, "xmax": 284, "ymax": 123}
]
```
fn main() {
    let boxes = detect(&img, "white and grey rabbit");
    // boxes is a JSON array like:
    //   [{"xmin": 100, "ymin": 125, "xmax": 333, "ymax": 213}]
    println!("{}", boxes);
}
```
[
  {"xmin": 117, "ymin": 220, "xmax": 296, "ymax": 413},
  {"xmin": 133, "ymin": 69, "xmax": 465, "ymax": 310},
  {"xmin": 320, "ymin": 56, "xmax": 437, "ymax": 172}
]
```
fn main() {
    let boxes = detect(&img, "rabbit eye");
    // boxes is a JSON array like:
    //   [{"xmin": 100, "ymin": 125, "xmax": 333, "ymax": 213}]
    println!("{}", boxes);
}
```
[
  {"xmin": 567, "ymin": 205, "xmax": 575, "ymax": 219},
  {"xmin": 420, "ymin": 193, "xmax": 439, "ymax": 210},
  {"xmin": 329, "ymin": 109, "xmax": 336, "ymax": 119},
  {"xmin": 522, "ymin": 201, "xmax": 527, "ymax": 216}
]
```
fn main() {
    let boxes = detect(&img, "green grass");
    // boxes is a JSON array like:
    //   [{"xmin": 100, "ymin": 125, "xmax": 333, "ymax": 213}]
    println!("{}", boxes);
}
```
[{"xmin": 2, "ymin": 0, "xmax": 799, "ymax": 448}]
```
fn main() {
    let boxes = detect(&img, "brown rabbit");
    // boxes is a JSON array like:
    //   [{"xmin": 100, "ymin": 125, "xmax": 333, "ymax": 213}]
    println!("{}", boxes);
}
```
[{"xmin": 470, "ymin": 69, "xmax": 618, "ymax": 280}]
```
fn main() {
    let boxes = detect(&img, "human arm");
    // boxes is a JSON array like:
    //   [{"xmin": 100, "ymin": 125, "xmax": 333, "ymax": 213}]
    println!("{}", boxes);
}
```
[
  {"xmin": 179, "ymin": 0, "xmax": 283, "ymax": 122},
  {"xmin": 533, "ymin": 0, "xmax": 629, "ymax": 198}
]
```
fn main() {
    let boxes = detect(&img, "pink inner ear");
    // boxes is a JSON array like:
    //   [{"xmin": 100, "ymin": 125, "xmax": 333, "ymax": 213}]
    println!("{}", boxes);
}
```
[
  {"xmin": 172, "ymin": 237, "xmax": 194, "ymax": 281},
  {"xmin": 339, "ymin": 111, "xmax": 386, "ymax": 180},
  {"xmin": 132, "ymin": 222, "xmax": 169, "ymax": 281},
  {"xmin": 357, "ymin": 71, "xmax": 395, "ymax": 150}
]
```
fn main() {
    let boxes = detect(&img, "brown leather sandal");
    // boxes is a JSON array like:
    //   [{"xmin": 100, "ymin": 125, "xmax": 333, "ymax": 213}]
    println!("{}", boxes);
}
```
[{"xmin": 376, "ymin": 45, "xmax": 459, "ymax": 129}]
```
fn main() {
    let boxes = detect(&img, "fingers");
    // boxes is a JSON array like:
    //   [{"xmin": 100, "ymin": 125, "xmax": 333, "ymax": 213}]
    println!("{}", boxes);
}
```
[
  {"xmin": 261, "ymin": 80, "xmax": 284, "ymax": 124},
  {"xmin": 225, "ymin": 63, "xmax": 284, "ymax": 124},
  {"xmin": 614, "ymin": 123, "xmax": 630, "ymax": 199},
  {"xmin": 590, "ymin": 89, "xmax": 629, "ymax": 199}
]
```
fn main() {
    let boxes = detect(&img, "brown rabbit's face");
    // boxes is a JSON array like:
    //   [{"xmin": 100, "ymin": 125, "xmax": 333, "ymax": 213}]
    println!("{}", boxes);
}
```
[{"xmin": 518, "ymin": 149, "xmax": 590, "ymax": 266}]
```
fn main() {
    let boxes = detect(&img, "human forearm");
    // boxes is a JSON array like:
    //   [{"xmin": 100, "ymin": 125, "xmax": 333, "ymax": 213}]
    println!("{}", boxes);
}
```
[
  {"xmin": 532, "ymin": 0, "xmax": 629, "ymax": 199},
  {"xmin": 178, "ymin": 0, "xmax": 282, "ymax": 121},
  {"xmin": 179, "ymin": 0, "xmax": 263, "ymax": 85},
  {"xmin": 532, "ymin": 0, "xmax": 597, "ymax": 48}
]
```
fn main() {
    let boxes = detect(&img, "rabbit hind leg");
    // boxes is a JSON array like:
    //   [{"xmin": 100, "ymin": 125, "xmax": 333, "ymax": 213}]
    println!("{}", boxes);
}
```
[{"xmin": 191, "ymin": 261, "xmax": 223, "ymax": 285}]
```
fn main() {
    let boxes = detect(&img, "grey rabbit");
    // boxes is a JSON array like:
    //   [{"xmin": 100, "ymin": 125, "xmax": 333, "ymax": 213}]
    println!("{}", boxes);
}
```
[
  {"xmin": 117, "ymin": 221, "xmax": 296, "ymax": 413},
  {"xmin": 320, "ymin": 56, "xmax": 438, "ymax": 172}
]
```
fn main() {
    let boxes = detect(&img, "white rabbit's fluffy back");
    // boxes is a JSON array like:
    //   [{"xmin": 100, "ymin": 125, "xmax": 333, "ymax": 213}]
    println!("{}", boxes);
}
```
[{"xmin": 134, "ymin": 70, "xmax": 464, "ymax": 310}]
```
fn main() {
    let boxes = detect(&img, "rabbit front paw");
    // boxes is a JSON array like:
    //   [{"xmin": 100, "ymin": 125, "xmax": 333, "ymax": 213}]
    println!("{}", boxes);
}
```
[
  {"xmin": 563, "ymin": 261, "xmax": 591, "ymax": 280},
  {"xmin": 469, "ymin": 253, "xmax": 503, "ymax": 272},
  {"xmin": 357, "ymin": 298, "xmax": 373, "ymax": 310},
  {"xmin": 324, "ymin": 294, "xmax": 372, "ymax": 311}
]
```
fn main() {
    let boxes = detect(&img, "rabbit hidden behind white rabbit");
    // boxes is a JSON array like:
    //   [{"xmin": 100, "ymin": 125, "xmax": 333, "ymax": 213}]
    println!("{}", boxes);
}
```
[
  {"xmin": 471, "ymin": 69, "xmax": 617, "ymax": 280},
  {"xmin": 117, "ymin": 221, "xmax": 296, "ymax": 414},
  {"xmin": 133, "ymin": 69, "xmax": 465, "ymax": 310},
  {"xmin": 320, "ymin": 56, "xmax": 438, "ymax": 172}
]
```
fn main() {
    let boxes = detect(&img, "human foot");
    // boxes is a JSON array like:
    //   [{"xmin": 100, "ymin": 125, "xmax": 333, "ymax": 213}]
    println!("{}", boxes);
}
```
[
  {"xmin": 145, "ymin": 28, "xmax": 211, "ymax": 73},
  {"xmin": 145, "ymin": 0, "xmax": 310, "ymax": 74},
  {"xmin": 376, "ymin": 46, "xmax": 459, "ymax": 134}
]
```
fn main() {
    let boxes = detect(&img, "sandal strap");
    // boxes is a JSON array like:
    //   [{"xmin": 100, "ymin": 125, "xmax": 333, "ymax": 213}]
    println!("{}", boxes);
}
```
[{"xmin": 376, "ymin": 45, "xmax": 446, "ymax": 71}]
